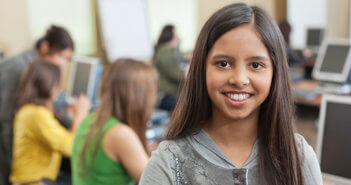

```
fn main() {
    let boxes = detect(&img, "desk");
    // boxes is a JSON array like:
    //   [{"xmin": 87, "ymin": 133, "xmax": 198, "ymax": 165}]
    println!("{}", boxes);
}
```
[{"xmin": 292, "ymin": 80, "xmax": 321, "ymax": 106}]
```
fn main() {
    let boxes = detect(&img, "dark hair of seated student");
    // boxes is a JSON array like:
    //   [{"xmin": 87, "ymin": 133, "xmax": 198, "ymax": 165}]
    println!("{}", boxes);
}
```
[
  {"xmin": 14, "ymin": 60, "xmax": 61, "ymax": 110},
  {"xmin": 154, "ymin": 24, "xmax": 175, "ymax": 55}
]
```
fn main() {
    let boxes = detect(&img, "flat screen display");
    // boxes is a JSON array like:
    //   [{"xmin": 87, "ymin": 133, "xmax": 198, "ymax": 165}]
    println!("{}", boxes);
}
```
[{"xmin": 320, "ymin": 101, "xmax": 351, "ymax": 180}]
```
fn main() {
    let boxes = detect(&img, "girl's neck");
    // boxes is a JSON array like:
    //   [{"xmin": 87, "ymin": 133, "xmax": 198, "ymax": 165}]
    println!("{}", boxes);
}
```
[
  {"xmin": 204, "ymin": 109, "xmax": 259, "ymax": 148},
  {"xmin": 44, "ymin": 99, "xmax": 54, "ymax": 111}
]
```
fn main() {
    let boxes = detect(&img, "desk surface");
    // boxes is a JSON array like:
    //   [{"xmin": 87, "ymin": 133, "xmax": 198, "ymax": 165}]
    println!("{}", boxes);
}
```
[{"xmin": 292, "ymin": 80, "xmax": 321, "ymax": 106}]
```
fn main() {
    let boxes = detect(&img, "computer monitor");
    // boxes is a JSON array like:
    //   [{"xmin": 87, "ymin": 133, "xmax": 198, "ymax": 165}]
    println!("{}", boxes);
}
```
[
  {"xmin": 306, "ymin": 28, "xmax": 324, "ymax": 48},
  {"xmin": 312, "ymin": 39, "xmax": 351, "ymax": 83},
  {"xmin": 317, "ymin": 94, "xmax": 351, "ymax": 184},
  {"xmin": 66, "ymin": 56, "xmax": 103, "ymax": 108}
]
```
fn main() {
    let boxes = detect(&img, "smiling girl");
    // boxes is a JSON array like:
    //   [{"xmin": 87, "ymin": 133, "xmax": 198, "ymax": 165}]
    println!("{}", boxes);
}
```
[{"xmin": 139, "ymin": 3, "xmax": 323, "ymax": 185}]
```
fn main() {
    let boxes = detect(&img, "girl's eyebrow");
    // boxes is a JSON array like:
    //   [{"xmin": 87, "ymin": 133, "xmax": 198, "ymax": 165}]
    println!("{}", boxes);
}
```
[
  {"xmin": 212, "ymin": 54, "xmax": 269, "ymax": 62},
  {"xmin": 247, "ymin": 56, "xmax": 269, "ymax": 62},
  {"xmin": 212, "ymin": 54, "xmax": 234, "ymax": 60}
]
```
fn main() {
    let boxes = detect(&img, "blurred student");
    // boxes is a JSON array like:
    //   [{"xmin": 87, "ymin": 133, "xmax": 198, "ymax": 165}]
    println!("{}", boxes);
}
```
[
  {"xmin": 153, "ymin": 24, "xmax": 187, "ymax": 111},
  {"xmin": 0, "ymin": 25, "xmax": 88, "ymax": 185},
  {"xmin": 72, "ymin": 59, "xmax": 158, "ymax": 185},
  {"xmin": 10, "ymin": 61, "xmax": 91, "ymax": 185},
  {"xmin": 279, "ymin": 20, "xmax": 313, "ymax": 67}
]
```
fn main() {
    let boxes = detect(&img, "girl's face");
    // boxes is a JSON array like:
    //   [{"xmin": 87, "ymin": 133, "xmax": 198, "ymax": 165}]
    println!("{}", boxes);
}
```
[
  {"xmin": 39, "ymin": 42, "xmax": 72, "ymax": 67},
  {"xmin": 45, "ymin": 48, "xmax": 72, "ymax": 67},
  {"xmin": 206, "ymin": 24, "xmax": 273, "ymax": 122}
]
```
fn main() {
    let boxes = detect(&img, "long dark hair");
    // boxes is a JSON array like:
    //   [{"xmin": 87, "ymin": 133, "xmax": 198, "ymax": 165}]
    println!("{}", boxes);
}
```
[
  {"xmin": 14, "ymin": 60, "xmax": 61, "ymax": 110},
  {"xmin": 35, "ymin": 25, "xmax": 74, "ymax": 53},
  {"xmin": 166, "ymin": 3, "xmax": 304, "ymax": 185},
  {"xmin": 154, "ymin": 25, "xmax": 174, "ymax": 55},
  {"xmin": 80, "ymin": 58, "xmax": 158, "ymax": 168}
]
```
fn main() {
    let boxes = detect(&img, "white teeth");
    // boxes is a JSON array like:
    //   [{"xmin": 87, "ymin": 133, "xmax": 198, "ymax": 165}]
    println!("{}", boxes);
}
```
[{"xmin": 227, "ymin": 93, "xmax": 250, "ymax": 101}]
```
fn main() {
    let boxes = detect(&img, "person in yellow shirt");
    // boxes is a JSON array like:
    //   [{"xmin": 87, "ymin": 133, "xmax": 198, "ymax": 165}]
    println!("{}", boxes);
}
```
[{"xmin": 10, "ymin": 60, "xmax": 91, "ymax": 185}]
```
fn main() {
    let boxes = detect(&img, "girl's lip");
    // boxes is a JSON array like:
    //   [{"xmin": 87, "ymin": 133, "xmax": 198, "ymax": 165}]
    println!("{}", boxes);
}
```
[
  {"xmin": 224, "ymin": 94, "xmax": 251, "ymax": 107},
  {"xmin": 222, "ymin": 90, "xmax": 253, "ymax": 95}
]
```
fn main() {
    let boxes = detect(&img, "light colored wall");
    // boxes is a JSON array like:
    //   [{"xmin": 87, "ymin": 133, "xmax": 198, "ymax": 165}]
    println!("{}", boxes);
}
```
[
  {"xmin": 0, "ymin": 0, "xmax": 31, "ymax": 56},
  {"xmin": 288, "ymin": 0, "xmax": 327, "ymax": 49},
  {"xmin": 27, "ymin": 0, "xmax": 96, "ymax": 55},
  {"xmin": 288, "ymin": 0, "xmax": 350, "ymax": 49},
  {"xmin": 146, "ymin": 0, "xmax": 197, "ymax": 52},
  {"xmin": 197, "ymin": 0, "xmax": 277, "ymax": 31},
  {"xmin": 326, "ymin": 0, "xmax": 350, "ymax": 39},
  {"xmin": 6, "ymin": 0, "xmax": 350, "ymax": 58}
]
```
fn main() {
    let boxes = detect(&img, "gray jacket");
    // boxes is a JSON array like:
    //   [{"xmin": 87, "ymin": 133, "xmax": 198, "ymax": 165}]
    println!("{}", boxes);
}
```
[
  {"xmin": 140, "ymin": 130, "xmax": 323, "ymax": 185},
  {"xmin": 0, "ymin": 49, "xmax": 38, "ymax": 185},
  {"xmin": 0, "ymin": 49, "xmax": 38, "ymax": 122}
]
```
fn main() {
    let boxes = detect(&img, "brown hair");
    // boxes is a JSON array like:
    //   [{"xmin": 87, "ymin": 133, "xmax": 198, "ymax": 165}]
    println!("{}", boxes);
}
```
[
  {"xmin": 35, "ymin": 25, "xmax": 74, "ymax": 53},
  {"xmin": 14, "ymin": 60, "xmax": 61, "ymax": 110},
  {"xmin": 154, "ymin": 24, "xmax": 175, "ymax": 54},
  {"xmin": 80, "ymin": 58, "xmax": 158, "ymax": 168},
  {"xmin": 166, "ymin": 3, "xmax": 304, "ymax": 185}
]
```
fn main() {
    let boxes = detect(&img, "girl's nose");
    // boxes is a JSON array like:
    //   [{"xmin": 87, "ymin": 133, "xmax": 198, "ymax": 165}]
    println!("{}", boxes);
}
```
[{"xmin": 228, "ymin": 67, "xmax": 250, "ymax": 88}]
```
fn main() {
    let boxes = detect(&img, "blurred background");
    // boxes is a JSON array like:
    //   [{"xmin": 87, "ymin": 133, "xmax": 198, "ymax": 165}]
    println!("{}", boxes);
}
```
[
  {"xmin": 1, "ymin": 0, "xmax": 351, "ymax": 184},
  {"xmin": 0, "ymin": 0, "xmax": 349, "ymax": 61}
]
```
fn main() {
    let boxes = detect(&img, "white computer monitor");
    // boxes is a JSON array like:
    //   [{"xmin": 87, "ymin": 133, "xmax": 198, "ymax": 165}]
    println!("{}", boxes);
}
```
[
  {"xmin": 312, "ymin": 39, "xmax": 351, "ymax": 83},
  {"xmin": 306, "ymin": 28, "xmax": 324, "ymax": 48},
  {"xmin": 66, "ymin": 56, "xmax": 103, "ymax": 108},
  {"xmin": 316, "ymin": 94, "xmax": 351, "ymax": 184}
]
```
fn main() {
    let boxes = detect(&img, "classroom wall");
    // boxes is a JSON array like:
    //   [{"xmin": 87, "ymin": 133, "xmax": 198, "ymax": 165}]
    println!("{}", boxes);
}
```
[
  {"xmin": 326, "ymin": 0, "xmax": 350, "ymax": 39},
  {"xmin": 197, "ymin": 0, "xmax": 277, "ymax": 31},
  {"xmin": 0, "ymin": 0, "xmax": 31, "ymax": 56},
  {"xmin": 288, "ymin": 0, "xmax": 350, "ymax": 49},
  {"xmin": 1, "ymin": 0, "xmax": 349, "ymax": 57},
  {"xmin": 27, "ymin": 0, "xmax": 97, "ymax": 55},
  {"xmin": 287, "ymin": 0, "xmax": 327, "ymax": 49},
  {"xmin": 146, "ymin": 0, "xmax": 197, "ymax": 52},
  {"xmin": 275, "ymin": 0, "xmax": 287, "ymax": 23}
]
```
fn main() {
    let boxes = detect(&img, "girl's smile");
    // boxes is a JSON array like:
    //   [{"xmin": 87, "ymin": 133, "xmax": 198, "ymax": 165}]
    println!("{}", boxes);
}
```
[{"xmin": 222, "ymin": 91, "xmax": 252, "ymax": 107}]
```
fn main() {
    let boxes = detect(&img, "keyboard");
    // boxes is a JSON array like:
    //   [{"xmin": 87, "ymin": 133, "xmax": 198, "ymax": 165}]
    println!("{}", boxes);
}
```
[{"xmin": 315, "ymin": 83, "xmax": 351, "ymax": 95}]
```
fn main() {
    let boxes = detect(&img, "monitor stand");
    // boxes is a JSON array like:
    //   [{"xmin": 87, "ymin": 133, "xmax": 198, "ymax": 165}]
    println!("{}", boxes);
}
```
[{"xmin": 316, "ymin": 81, "xmax": 351, "ymax": 95}]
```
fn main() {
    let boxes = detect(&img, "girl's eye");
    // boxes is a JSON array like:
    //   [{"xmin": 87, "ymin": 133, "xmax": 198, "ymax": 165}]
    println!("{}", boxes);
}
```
[
  {"xmin": 250, "ymin": 62, "xmax": 263, "ymax": 69},
  {"xmin": 217, "ymin": 60, "xmax": 230, "ymax": 68}
]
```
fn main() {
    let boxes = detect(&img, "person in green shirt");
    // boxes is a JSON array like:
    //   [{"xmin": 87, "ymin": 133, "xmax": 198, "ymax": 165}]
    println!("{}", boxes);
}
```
[{"xmin": 72, "ymin": 58, "xmax": 159, "ymax": 185}]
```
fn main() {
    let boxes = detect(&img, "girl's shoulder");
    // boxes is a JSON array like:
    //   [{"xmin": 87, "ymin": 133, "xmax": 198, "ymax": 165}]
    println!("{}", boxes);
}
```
[
  {"xmin": 294, "ymin": 133, "xmax": 317, "ymax": 166},
  {"xmin": 139, "ymin": 139, "xmax": 186, "ymax": 185},
  {"xmin": 153, "ymin": 138, "xmax": 188, "ymax": 158},
  {"xmin": 147, "ymin": 138, "xmax": 191, "ymax": 170},
  {"xmin": 141, "ymin": 137, "xmax": 220, "ymax": 185},
  {"xmin": 17, "ymin": 104, "xmax": 53, "ymax": 120},
  {"xmin": 294, "ymin": 133, "xmax": 314, "ymax": 160},
  {"xmin": 294, "ymin": 133, "xmax": 323, "ymax": 184}
]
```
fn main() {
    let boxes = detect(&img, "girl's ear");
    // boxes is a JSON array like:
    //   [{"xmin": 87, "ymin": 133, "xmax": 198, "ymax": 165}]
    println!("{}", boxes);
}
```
[{"xmin": 39, "ymin": 41, "xmax": 50, "ymax": 55}]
